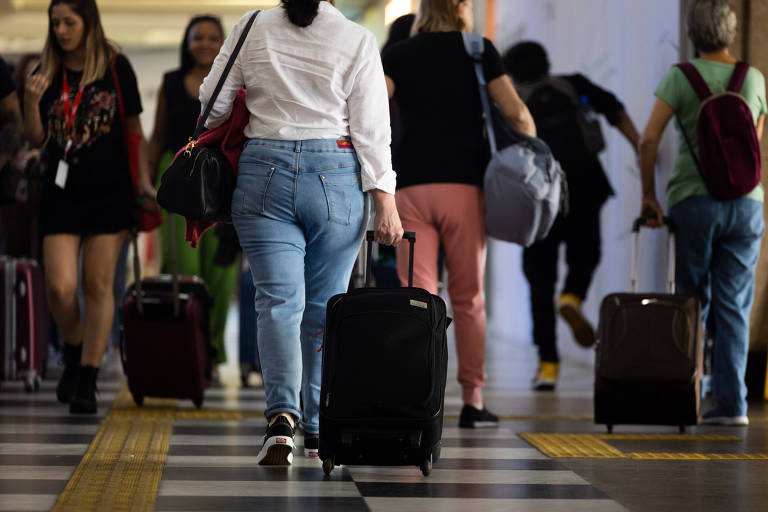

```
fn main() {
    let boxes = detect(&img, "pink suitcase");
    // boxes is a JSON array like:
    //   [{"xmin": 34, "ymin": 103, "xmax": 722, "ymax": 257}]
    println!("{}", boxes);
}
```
[{"xmin": 1, "ymin": 257, "xmax": 49, "ymax": 391}]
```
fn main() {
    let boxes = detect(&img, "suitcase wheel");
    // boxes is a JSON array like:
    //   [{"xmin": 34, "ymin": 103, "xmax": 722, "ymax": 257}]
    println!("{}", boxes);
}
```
[
  {"xmin": 322, "ymin": 456, "xmax": 334, "ymax": 476},
  {"xmin": 420, "ymin": 457, "xmax": 432, "ymax": 477},
  {"xmin": 132, "ymin": 394, "xmax": 144, "ymax": 407},
  {"xmin": 193, "ymin": 396, "xmax": 204, "ymax": 409},
  {"xmin": 24, "ymin": 376, "xmax": 40, "ymax": 393},
  {"xmin": 606, "ymin": 424, "xmax": 613, "ymax": 434},
  {"xmin": 679, "ymin": 425, "xmax": 686, "ymax": 434}
]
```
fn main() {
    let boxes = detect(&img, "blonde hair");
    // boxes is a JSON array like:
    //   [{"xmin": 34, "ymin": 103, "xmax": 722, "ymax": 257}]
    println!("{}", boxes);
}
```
[
  {"xmin": 41, "ymin": 0, "xmax": 117, "ymax": 86},
  {"xmin": 413, "ymin": 0, "xmax": 466, "ymax": 35}
]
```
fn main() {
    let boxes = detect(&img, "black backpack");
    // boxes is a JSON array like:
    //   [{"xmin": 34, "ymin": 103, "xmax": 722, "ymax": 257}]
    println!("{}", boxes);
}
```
[{"xmin": 517, "ymin": 76, "xmax": 605, "ymax": 161}]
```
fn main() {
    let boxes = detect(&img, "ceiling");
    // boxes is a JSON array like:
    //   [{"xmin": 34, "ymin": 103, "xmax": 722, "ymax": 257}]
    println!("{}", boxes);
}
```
[{"xmin": 0, "ymin": 0, "xmax": 385, "ymax": 54}]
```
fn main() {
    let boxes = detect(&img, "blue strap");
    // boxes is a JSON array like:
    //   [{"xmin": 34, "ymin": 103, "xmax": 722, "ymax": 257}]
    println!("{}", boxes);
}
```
[{"xmin": 462, "ymin": 32, "xmax": 497, "ymax": 154}]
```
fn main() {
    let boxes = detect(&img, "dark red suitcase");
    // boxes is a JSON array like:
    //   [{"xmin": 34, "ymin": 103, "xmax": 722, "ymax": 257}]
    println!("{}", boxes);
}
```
[
  {"xmin": 594, "ymin": 218, "xmax": 703, "ymax": 433},
  {"xmin": 120, "ymin": 215, "xmax": 213, "ymax": 408},
  {"xmin": 1, "ymin": 257, "xmax": 49, "ymax": 391}
]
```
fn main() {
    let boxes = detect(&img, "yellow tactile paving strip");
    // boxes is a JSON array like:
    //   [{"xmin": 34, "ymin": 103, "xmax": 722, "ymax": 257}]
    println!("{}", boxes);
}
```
[
  {"xmin": 52, "ymin": 385, "xmax": 262, "ymax": 512},
  {"xmin": 521, "ymin": 433, "xmax": 768, "ymax": 461}
]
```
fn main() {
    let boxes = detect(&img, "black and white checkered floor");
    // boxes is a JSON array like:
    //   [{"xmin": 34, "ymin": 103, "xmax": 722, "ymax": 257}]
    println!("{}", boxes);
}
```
[{"xmin": 3, "ymin": 313, "xmax": 768, "ymax": 511}]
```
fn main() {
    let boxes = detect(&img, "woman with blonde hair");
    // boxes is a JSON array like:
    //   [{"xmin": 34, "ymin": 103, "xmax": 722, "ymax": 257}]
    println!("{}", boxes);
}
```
[
  {"xmin": 382, "ymin": 0, "xmax": 535, "ymax": 428},
  {"xmin": 23, "ymin": 0, "xmax": 155, "ymax": 413}
]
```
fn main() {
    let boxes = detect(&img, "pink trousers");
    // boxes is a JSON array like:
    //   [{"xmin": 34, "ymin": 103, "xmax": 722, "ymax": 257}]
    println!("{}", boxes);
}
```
[{"xmin": 395, "ymin": 183, "xmax": 487, "ymax": 405}]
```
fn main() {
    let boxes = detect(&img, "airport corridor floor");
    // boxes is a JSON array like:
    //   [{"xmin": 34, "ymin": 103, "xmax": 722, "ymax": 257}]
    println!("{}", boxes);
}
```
[{"xmin": 1, "ymin": 326, "xmax": 768, "ymax": 511}]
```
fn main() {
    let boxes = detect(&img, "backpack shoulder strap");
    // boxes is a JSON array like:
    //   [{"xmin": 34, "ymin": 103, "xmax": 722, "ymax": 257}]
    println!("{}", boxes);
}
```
[
  {"xmin": 727, "ymin": 61, "xmax": 750, "ymax": 92},
  {"xmin": 676, "ymin": 62, "xmax": 712, "ymax": 101}
]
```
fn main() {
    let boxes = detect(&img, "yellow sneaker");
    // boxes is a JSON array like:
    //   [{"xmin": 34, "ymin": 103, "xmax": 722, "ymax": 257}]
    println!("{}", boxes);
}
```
[
  {"xmin": 533, "ymin": 362, "xmax": 559, "ymax": 391},
  {"xmin": 558, "ymin": 293, "xmax": 596, "ymax": 348}
]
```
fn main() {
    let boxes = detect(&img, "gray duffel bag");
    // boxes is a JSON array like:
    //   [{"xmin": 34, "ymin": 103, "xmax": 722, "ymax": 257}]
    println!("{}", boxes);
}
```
[{"xmin": 463, "ymin": 33, "xmax": 566, "ymax": 247}]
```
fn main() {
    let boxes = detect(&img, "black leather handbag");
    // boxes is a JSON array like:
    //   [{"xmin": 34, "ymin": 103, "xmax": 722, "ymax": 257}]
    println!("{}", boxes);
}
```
[{"xmin": 157, "ymin": 11, "xmax": 258, "ymax": 223}]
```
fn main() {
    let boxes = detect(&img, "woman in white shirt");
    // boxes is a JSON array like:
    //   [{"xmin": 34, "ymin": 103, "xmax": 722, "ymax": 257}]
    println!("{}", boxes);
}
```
[{"xmin": 200, "ymin": 0, "xmax": 403, "ymax": 466}]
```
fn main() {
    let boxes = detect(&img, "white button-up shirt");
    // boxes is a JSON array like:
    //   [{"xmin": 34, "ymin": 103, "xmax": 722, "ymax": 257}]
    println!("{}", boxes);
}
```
[{"xmin": 200, "ymin": 2, "xmax": 396, "ymax": 194}]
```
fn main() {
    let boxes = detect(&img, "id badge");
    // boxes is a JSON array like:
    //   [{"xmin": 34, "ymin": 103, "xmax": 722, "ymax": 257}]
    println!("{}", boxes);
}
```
[
  {"xmin": 54, "ymin": 159, "xmax": 69, "ymax": 189},
  {"xmin": 55, "ymin": 139, "xmax": 73, "ymax": 189}
]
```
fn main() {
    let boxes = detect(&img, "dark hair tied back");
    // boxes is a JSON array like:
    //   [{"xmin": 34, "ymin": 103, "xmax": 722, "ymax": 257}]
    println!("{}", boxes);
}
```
[{"xmin": 283, "ymin": 0, "xmax": 321, "ymax": 28}]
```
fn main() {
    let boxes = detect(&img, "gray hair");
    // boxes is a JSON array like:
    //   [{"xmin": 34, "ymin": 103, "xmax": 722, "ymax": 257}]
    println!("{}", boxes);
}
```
[{"xmin": 687, "ymin": 0, "xmax": 738, "ymax": 53}]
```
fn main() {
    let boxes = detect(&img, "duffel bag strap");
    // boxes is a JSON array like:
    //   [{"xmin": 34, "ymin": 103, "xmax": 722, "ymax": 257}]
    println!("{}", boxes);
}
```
[{"xmin": 462, "ymin": 32, "xmax": 497, "ymax": 154}]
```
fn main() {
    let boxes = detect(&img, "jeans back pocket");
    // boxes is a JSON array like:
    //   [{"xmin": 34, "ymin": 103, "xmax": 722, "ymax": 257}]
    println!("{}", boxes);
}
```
[{"xmin": 318, "ymin": 171, "xmax": 362, "ymax": 225}]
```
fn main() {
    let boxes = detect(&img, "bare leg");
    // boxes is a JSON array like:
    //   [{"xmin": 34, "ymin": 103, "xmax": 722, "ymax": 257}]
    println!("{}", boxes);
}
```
[
  {"xmin": 43, "ymin": 234, "xmax": 83, "ymax": 345},
  {"xmin": 80, "ymin": 232, "xmax": 127, "ymax": 367}
]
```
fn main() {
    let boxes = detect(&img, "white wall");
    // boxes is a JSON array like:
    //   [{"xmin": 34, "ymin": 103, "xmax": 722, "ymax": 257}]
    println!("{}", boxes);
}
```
[{"xmin": 487, "ymin": 0, "xmax": 680, "ymax": 364}]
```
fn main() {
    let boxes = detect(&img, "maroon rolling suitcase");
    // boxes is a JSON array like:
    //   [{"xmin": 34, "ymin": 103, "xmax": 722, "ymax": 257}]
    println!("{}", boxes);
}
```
[
  {"xmin": 1, "ymin": 257, "xmax": 49, "ymax": 391},
  {"xmin": 120, "ymin": 214, "xmax": 212, "ymax": 408},
  {"xmin": 594, "ymin": 217, "xmax": 703, "ymax": 433}
]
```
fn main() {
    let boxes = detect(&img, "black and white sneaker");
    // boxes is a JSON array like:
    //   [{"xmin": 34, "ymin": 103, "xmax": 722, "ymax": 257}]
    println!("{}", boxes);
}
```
[
  {"xmin": 459, "ymin": 404, "xmax": 499, "ymax": 428},
  {"xmin": 304, "ymin": 434, "xmax": 319, "ymax": 459},
  {"xmin": 257, "ymin": 416, "xmax": 295, "ymax": 465}
]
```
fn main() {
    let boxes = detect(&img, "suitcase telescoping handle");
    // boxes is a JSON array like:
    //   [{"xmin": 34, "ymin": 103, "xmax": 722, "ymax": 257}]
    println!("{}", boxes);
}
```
[
  {"xmin": 631, "ymin": 216, "xmax": 677, "ymax": 294},
  {"xmin": 130, "ymin": 213, "xmax": 181, "ymax": 317},
  {"xmin": 365, "ymin": 231, "xmax": 416, "ymax": 287}
]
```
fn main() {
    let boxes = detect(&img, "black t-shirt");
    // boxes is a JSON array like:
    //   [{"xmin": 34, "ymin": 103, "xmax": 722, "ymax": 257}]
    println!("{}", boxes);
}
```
[
  {"xmin": 161, "ymin": 69, "xmax": 201, "ymax": 154},
  {"xmin": 38, "ymin": 54, "xmax": 142, "ymax": 235},
  {"xmin": 39, "ymin": 54, "xmax": 141, "ymax": 200},
  {"xmin": 0, "ymin": 57, "xmax": 15, "ymax": 100},
  {"xmin": 382, "ymin": 32, "xmax": 506, "ymax": 189},
  {"xmin": 524, "ymin": 73, "xmax": 624, "ymax": 205}
]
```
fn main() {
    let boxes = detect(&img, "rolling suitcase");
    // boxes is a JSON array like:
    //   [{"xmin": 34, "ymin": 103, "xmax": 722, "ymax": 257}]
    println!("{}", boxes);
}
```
[
  {"xmin": 1, "ymin": 257, "xmax": 49, "ymax": 391},
  {"xmin": 319, "ymin": 231, "xmax": 449, "ymax": 476},
  {"xmin": 595, "ymin": 217, "xmax": 703, "ymax": 433},
  {"xmin": 120, "ymin": 214, "xmax": 213, "ymax": 408}
]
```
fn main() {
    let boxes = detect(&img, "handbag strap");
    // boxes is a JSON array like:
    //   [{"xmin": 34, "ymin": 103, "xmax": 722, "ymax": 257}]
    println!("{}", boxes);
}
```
[
  {"xmin": 192, "ymin": 10, "xmax": 259, "ymax": 140},
  {"xmin": 110, "ymin": 57, "xmax": 126, "ymax": 123},
  {"xmin": 462, "ymin": 32, "xmax": 497, "ymax": 155}
]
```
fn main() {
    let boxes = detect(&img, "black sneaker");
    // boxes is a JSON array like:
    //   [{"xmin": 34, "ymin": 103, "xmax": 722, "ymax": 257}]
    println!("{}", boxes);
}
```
[
  {"xmin": 70, "ymin": 365, "xmax": 98, "ymax": 414},
  {"xmin": 56, "ymin": 343, "xmax": 81, "ymax": 404},
  {"xmin": 459, "ymin": 404, "xmax": 499, "ymax": 428},
  {"xmin": 257, "ymin": 416, "xmax": 295, "ymax": 465},
  {"xmin": 304, "ymin": 434, "xmax": 319, "ymax": 459}
]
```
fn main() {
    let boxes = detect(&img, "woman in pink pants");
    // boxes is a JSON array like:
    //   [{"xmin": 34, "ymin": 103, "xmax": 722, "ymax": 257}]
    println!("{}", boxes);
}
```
[{"xmin": 382, "ymin": 0, "xmax": 535, "ymax": 428}]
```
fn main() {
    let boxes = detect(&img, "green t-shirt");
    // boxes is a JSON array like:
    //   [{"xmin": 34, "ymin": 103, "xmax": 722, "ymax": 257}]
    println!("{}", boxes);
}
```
[{"xmin": 654, "ymin": 59, "xmax": 767, "ymax": 208}]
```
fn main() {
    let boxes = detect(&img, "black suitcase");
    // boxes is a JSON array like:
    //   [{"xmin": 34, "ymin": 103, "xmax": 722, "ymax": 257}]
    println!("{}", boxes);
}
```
[
  {"xmin": 319, "ymin": 231, "xmax": 449, "ymax": 476},
  {"xmin": 594, "ymin": 217, "xmax": 703, "ymax": 433}
]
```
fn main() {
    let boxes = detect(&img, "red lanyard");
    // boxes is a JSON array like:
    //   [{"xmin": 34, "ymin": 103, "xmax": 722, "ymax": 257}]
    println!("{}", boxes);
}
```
[{"xmin": 61, "ymin": 70, "xmax": 84, "ymax": 135}]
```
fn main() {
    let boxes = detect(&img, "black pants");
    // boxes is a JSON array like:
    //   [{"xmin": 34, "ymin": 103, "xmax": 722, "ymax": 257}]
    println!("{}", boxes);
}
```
[{"xmin": 522, "ymin": 202, "xmax": 602, "ymax": 363}]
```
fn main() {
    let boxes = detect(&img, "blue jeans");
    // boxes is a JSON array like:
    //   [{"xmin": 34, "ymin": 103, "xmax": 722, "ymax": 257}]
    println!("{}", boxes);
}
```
[
  {"xmin": 232, "ymin": 138, "xmax": 365, "ymax": 434},
  {"xmin": 669, "ymin": 195, "xmax": 764, "ymax": 417}
]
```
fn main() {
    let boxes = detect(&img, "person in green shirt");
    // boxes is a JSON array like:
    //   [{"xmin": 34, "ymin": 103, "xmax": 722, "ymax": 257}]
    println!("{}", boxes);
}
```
[{"xmin": 639, "ymin": 0, "xmax": 765, "ymax": 426}]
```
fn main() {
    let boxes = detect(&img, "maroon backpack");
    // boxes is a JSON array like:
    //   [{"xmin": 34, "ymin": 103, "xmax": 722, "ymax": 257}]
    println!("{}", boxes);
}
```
[{"xmin": 676, "ymin": 62, "xmax": 762, "ymax": 201}]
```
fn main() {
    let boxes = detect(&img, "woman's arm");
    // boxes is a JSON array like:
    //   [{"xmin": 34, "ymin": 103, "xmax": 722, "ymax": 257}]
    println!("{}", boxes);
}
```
[
  {"xmin": 146, "ymin": 87, "xmax": 167, "ymax": 181},
  {"xmin": 487, "ymin": 74, "xmax": 536, "ymax": 138},
  {"xmin": 23, "ymin": 73, "xmax": 49, "ymax": 148},
  {"xmin": 125, "ymin": 115, "xmax": 157, "ymax": 202},
  {"xmin": 385, "ymin": 75, "xmax": 395, "ymax": 99},
  {"xmin": 199, "ymin": 13, "xmax": 250, "ymax": 129},
  {"xmin": 637, "ymin": 97, "xmax": 675, "ymax": 227},
  {"xmin": 756, "ymin": 114, "xmax": 765, "ymax": 141}
]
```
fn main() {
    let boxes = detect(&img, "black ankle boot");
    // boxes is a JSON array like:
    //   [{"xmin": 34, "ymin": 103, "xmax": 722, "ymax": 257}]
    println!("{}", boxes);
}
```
[
  {"xmin": 56, "ymin": 343, "xmax": 82, "ymax": 404},
  {"xmin": 70, "ymin": 365, "xmax": 99, "ymax": 414}
]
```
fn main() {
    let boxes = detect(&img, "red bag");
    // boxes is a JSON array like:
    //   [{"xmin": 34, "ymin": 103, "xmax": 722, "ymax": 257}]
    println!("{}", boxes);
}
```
[
  {"xmin": 110, "ymin": 57, "xmax": 162, "ymax": 232},
  {"xmin": 675, "ymin": 62, "xmax": 762, "ymax": 201}
]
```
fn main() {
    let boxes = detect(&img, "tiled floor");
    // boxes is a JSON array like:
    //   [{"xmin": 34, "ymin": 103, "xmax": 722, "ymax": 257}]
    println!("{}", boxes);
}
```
[{"xmin": 1, "ymin": 307, "xmax": 768, "ymax": 511}]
